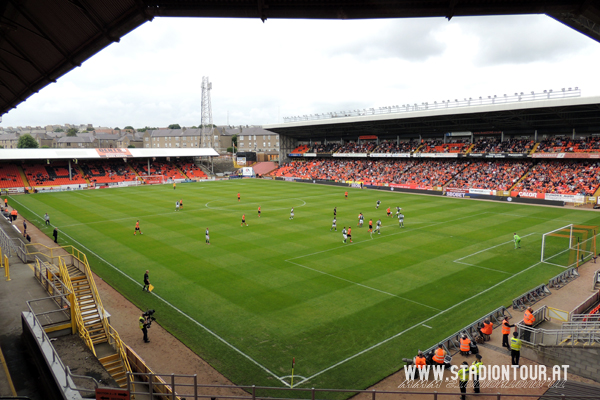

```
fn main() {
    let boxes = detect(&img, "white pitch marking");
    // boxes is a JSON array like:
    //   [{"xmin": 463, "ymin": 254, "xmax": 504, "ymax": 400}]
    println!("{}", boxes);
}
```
[
  {"xmin": 286, "ymin": 260, "xmax": 441, "ymax": 311},
  {"xmin": 9, "ymin": 197, "xmax": 289, "ymax": 387},
  {"xmin": 293, "ymin": 258, "xmax": 546, "ymax": 387},
  {"xmin": 422, "ymin": 324, "xmax": 432, "ymax": 329},
  {"xmin": 453, "ymin": 232, "xmax": 537, "ymax": 262}
]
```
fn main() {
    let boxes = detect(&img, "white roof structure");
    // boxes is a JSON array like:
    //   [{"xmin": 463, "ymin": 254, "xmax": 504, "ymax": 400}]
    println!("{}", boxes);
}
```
[{"xmin": 0, "ymin": 147, "xmax": 218, "ymax": 161}]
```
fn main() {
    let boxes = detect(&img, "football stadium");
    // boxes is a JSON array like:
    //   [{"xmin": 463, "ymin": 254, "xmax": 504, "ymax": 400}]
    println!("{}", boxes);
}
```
[{"xmin": 2, "ymin": 2, "xmax": 600, "ymax": 400}]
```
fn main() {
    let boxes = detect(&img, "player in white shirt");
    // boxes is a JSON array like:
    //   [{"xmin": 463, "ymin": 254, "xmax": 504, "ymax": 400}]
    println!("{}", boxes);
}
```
[
  {"xmin": 342, "ymin": 227, "xmax": 347, "ymax": 243},
  {"xmin": 376, "ymin": 200, "xmax": 381, "ymax": 209},
  {"xmin": 375, "ymin": 219, "xmax": 382, "ymax": 234},
  {"xmin": 358, "ymin": 213, "xmax": 364, "ymax": 227},
  {"xmin": 205, "ymin": 228, "xmax": 210, "ymax": 244},
  {"xmin": 331, "ymin": 217, "xmax": 337, "ymax": 231},
  {"xmin": 175, "ymin": 201, "xmax": 180, "ymax": 211},
  {"xmin": 289, "ymin": 207, "xmax": 294, "ymax": 220},
  {"xmin": 398, "ymin": 213, "xmax": 404, "ymax": 228}
]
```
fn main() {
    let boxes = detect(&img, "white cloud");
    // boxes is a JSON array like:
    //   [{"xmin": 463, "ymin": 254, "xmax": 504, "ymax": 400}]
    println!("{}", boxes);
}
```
[{"xmin": 2, "ymin": 15, "xmax": 600, "ymax": 128}]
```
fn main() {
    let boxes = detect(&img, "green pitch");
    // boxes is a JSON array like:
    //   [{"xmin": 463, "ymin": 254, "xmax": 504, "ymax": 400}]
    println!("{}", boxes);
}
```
[{"xmin": 10, "ymin": 180, "xmax": 600, "ymax": 394}]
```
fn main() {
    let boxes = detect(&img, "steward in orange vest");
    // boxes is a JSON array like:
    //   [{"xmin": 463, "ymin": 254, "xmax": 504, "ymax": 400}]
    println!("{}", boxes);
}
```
[
  {"xmin": 415, "ymin": 351, "xmax": 427, "ymax": 370},
  {"xmin": 501, "ymin": 317, "xmax": 515, "ymax": 348},
  {"xmin": 460, "ymin": 335, "xmax": 471, "ymax": 355},
  {"xmin": 523, "ymin": 307, "xmax": 536, "ymax": 342},
  {"xmin": 432, "ymin": 344, "xmax": 447, "ymax": 367},
  {"xmin": 479, "ymin": 319, "xmax": 493, "ymax": 341}
]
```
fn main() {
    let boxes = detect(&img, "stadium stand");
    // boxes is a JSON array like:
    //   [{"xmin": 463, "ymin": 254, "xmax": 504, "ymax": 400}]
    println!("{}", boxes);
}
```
[
  {"xmin": 309, "ymin": 143, "xmax": 341, "ymax": 153},
  {"xmin": 290, "ymin": 144, "xmax": 310, "ymax": 154},
  {"xmin": 513, "ymin": 160, "xmax": 600, "ymax": 195},
  {"xmin": 470, "ymin": 138, "xmax": 535, "ymax": 154},
  {"xmin": 371, "ymin": 139, "xmax": 420, "ymax": 154},
  {"xmin": 447, "ymin": 160, "xmax": 531, "ymax": 191},
  {"xmin": 0, "ymin": 163, "xmax": 26, "ymax": 188},
  {"xmin": 177, "ymin": 162, "xmax": 208, "ymax": 179},
  {"xmin": 421, "ymin": 139, "xmax": 469, "ymax": 153},
  {"xmin": 80, "ymin": 160, "xmax": 138, "ymax": 184},
  {"xmin": 22, "ymin": 161, "xmax": 86, "ymax": 186},
  {"xmin": 536, "ymin": 137, "xmax": 600, "ymax": 153}
]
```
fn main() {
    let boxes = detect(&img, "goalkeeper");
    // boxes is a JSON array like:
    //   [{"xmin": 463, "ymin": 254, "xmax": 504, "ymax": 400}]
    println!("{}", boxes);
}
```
[{"xmin": 514, "ymin": 233, "xmax": 521, "ymax": 249}]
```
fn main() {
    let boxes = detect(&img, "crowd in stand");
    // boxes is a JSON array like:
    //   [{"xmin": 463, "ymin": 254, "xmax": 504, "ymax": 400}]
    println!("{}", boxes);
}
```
[
  {"xmin": 447, "ymin": 161, "xmax": 530, "ymax": 191},
  {"xmin": 536, "ymin": 137, "xmax": 600, "ymax": 153},
  {"xmin": 371, "ymin": 140, "xmax": 420, "ymax": 154},
  {"xmin": 470, "ymin": 138, "xmax": 535, "ymax": 154},
  {"xmin": 275, "ymin": 158, "xmax": 600, "ymax": 195},
  {"xmin": 513, "ymin": 160, "xmax": 600, "ymax": 195},
  {"xmin": 309, "ymin": 143, "xmax": 341, "ymax": 153}
]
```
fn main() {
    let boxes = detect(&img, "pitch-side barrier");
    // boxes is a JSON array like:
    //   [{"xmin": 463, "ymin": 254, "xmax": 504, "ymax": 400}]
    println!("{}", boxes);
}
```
[
  {"xmin": 548, "ymin": 267, "xmax": 579, "ymax": 289},
  {"xmin": 422, "ymin": 306, "xmax": 511, "ymax": 356},
  {"xmin": 511, "ymin": 283, "xmax": 551, "ymax": 311}
]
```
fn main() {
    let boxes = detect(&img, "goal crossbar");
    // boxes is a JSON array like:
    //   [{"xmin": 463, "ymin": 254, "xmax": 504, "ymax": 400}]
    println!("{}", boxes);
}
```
[{"xmin": 541, "ymin": 224, "xmax": 598, "ymax": 268}]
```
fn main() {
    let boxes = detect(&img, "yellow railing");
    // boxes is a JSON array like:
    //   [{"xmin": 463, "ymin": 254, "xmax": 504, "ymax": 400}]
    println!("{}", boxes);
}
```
[
  {"xmin": 108, "ymin": 323, "xmax": 134, "ymax": 386},
  {"xmin": 57, "ymin": 257, "xmax": 96, "ymax": 356}
]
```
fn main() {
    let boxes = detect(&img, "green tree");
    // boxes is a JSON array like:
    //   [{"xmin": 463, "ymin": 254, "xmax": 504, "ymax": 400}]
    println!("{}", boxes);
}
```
[
  {"xmin": 17, "ymin": 134, "xmax": 39, "ymax": 148},
  {"xmin": 227, "ymin": 147, "xmax": 234, "ymax": 153},
  {"xmin": 168, "ymin": 124, "xmax": 181, "ymax": 130},
  {"xmin": 231, "ymin": 134, "xmax": 238, "ymax": 147},
  {"xmin": 86, "ymin": 127, "xmax": 94, "ymax": 132},
  {"xmin": 127, "ymin": 145, "xmax": 136, "ymax": 148},
  {"xmin": 54, "ymin": 127, "xmax": 64, "ymax": 132},
  {"xmin": 114, "ymin": 127, "xmax": 121, "ymax": 131},
  {"xmin": 124, "ymin": 126, "xmax": 134, "ymax": 130},
  {"xmin": 67, "ymin": 128, "xmax": 78, "ymax": 136}
]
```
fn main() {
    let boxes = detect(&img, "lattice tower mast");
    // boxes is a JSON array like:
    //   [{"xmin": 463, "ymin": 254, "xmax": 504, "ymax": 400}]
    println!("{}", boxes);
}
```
[{"xmin": 201, "ymin": 76, "xmax": 214, "ymax": 149}]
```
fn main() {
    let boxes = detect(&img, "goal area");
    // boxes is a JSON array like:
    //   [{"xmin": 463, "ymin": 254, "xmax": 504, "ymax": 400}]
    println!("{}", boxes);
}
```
[
  {"xmin": 142, "ymin": 175, "xmax": 167, "ymax": 185},
  {"xmin": 541, "ymin": 224, "xmax": 598, "ymax": 268}
]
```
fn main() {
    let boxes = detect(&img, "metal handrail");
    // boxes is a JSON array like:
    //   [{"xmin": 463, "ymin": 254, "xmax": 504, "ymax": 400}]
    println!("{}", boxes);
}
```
[
  {"xmin": 125, "ymin": 374, "xmax": 600, "ymax": 400},
  {"xmin": 58, "ymin": 256, "xmax": 97, "ymax": 356}
]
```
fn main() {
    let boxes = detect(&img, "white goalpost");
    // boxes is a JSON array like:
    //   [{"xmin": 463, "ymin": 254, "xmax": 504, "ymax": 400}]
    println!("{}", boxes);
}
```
[
  {"xmin": 142, "ymin": 175, "xmax": 167, "ymax": 185},
  {"xmin": 541, "ymin": 224, "xmax": 598, "ymax": 268}
]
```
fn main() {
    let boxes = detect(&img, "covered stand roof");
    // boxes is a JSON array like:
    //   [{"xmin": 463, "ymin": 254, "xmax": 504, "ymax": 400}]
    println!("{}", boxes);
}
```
[
  {"xmin": 1, "ymin": 1, "xmax": 600, "ymax": 119},
  {"xmin": 264, "ymin": 96, "xmax": 600, "ymax": 140}
]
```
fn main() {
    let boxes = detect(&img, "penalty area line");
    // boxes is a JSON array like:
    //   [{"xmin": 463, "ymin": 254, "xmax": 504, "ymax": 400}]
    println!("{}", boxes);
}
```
[
  {"xmin": 9, "ymin": 197, "xmax": 289, "ymax": 387},
  {"xmin": 293, "ymin": 257, "xmax": 545, "ymax": 387}
]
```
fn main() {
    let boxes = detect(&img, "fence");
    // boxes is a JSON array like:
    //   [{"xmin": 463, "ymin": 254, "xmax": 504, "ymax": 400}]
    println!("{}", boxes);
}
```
[
  {"xmin": 570, "ymin": 290, "xmax": 600, "ymax": 320},
  {"xmin": 125, "ymin": 377, "xmax": 600, "ymax": 400},
  {"xmin": 511, "ymin": 283, "xmax": 551, "ymax": 311},
  {"xmin": 548, "ymin": 267, "xmax": 579, "ymax": 289},
  {"xmin": 0, "ymin": 224, "xmax": 27, "ymax": 262}
]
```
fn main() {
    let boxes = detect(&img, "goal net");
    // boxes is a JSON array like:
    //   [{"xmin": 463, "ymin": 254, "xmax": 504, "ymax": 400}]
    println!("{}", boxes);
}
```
[
  {"xmin": 142, "ymin": 175, "xmax": 167, "ymax": 185},
  {"xmin": 541, "ymin": 224, "xmax": 598, "ymax": 268}
]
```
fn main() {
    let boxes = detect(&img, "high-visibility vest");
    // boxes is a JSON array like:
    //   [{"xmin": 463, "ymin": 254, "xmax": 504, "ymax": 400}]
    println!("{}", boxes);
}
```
[
  {"xmin": 524, "ymin": 310, "xmax": 535, "ymax": 326},
  {"xmin": 139, "ymin": 317, "xmax": 145, "ymax": 330},
  {"xmin": 471, "ymin": 361, "xmax": 483, "ymax": 376},
  {"xmin": 415, "ymin": 356, "xmax": 427, "ymax": 369},
  {"xmin": 433, "ymin": 348, "xmax": 445, "ymax": 363},
  {"xmin": 460, "ymin": 337, "xmax": 471, "ymax": 352},
  {"xmin": 481, "ymin": 322, "xmax": 493, "ymax": 335},
  {"xmin": 458, "ymin": 366, "xmax": 469, "ymax": 382},
  {"xmin": 510, "ymin": 337, "xmax": 522, "ymax": 351},
  {"xmin": 502, "ymin": 319, "xmax": 511, "ymax": 335}
]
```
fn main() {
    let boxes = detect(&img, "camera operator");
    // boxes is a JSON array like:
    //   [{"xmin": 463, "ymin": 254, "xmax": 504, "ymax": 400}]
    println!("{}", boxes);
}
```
[{"xmin": 139, "ymin": 313, "xmax": 150, "ymax": 343}]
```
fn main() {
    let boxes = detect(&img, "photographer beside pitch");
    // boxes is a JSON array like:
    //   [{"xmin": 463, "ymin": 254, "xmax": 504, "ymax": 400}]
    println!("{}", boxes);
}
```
[{"xmin": 139, "ymin": 309, "xmax": 156, "ymax": 343}]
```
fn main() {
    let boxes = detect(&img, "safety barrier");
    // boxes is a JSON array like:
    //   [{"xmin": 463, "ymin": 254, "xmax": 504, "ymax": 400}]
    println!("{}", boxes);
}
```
[
  {"xmin": 511, "ymin": 283, "xmax": 551, "ymax": 311},
  {"xmin": 594, "ymin": 270, "xmax": 600, "ymax": 291},
  {"xmin": 22, "ymin": 310, "xmax": 98, "ymax": 399},
  {"xmin": 422, "ymin": 306, "xmax": 511, "ymax": 356},
  {"xmin": 571, "ymin": 290, "xmax": 600, "ymax": 320},
  {"xmin": 548, "ymin": 267, "xmax": 579, "ymax": 289},
  {"xmin": 125, "ymin": 346, "xmax": 175, "ymax": 399},
  {"xmin": 124, "ymin": 376, "xmax": 600, "ymax": 400}
]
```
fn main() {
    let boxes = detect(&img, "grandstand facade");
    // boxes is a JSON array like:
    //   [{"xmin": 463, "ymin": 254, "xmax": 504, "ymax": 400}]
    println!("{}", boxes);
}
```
[{"xmin": 265, "ymin": 95, "xmax": 600, "ymax": 205}]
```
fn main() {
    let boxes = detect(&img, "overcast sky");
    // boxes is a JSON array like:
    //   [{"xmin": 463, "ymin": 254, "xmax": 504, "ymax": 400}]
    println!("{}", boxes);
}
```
[{"xmin": 2, "ymin": 14, "xmax": 599, "ymax": 129}]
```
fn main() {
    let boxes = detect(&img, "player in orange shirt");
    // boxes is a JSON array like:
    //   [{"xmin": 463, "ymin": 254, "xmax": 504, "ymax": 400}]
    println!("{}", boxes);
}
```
[
  {"xmin": 134, "ymin": 220, "xmax": 143, "ymax": 235},
  {"xmin": 344, "ymin": 191, "xmax": 348, "ymax": 199},
  {"xmin": 347, "ymin": 227, "xmax": 352, "ymax": 243},
  {"xmin": 386, "ymin": 207, "xmax": 392, "ymax": 217},
  {"xmin": 368, "ymin": 219, "xmax": 373, "ymax": 232},
  {"xmin": 179, "ymin": 199, "xmax": 183, "ymax": 210},
  {"xmin": 241, "ymin": 214, "xmax": 247, "ymax": 226},
  {"xmin": 237, "ymin": 192, "xmax": 241, "ymax": 202},
  {"xmin": 258, "ymin": 206, "xmax": 261, "ymax": 217}
]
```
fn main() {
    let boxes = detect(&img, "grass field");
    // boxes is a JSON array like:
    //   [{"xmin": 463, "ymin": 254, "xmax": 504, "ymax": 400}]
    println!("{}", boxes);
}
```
[{"xmin": 9, "ymin": 179, "xmax": 600, "ymax": 394}]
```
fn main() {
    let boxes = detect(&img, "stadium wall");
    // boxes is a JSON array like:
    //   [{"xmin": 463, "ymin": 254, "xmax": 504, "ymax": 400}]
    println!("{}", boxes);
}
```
[{"xmin": 522, "ymin": 346, "xmax": 600, "ymax": 384}]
